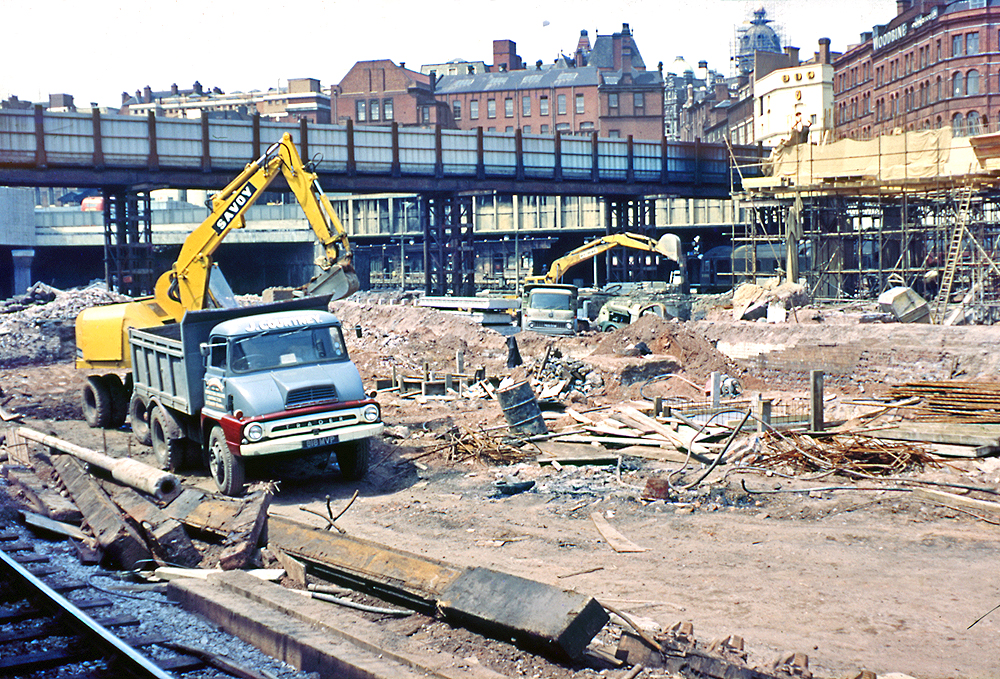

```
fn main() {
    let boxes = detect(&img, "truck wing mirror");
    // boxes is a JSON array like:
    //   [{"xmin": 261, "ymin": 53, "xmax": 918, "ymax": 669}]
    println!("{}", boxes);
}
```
[{"xmin": 199, "ymin": 342, "xmax": 211, "ymax": 357}]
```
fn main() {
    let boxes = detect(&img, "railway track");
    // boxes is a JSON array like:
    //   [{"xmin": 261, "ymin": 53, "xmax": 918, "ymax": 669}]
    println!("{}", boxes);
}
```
[{"xmin": 0, "ymin": 531, "xmax": 235, "ymax": 678}]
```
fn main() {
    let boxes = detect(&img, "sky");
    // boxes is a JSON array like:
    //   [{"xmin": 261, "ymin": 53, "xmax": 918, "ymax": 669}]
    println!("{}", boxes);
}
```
[{"xmin": 3, "ymin": 0, "xmax": 898, "ymax": 108}]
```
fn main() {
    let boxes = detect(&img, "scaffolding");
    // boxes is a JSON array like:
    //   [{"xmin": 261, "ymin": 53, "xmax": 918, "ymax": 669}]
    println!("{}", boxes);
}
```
[{"xmin": 733, "ymin": 128, "xmax": 1000, "ymax": 323}]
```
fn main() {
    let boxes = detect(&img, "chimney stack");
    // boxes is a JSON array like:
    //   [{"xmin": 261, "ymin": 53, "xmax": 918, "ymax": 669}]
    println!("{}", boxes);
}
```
[
  {"xmin": 143, "ymin": 85, "xmax": 153, "ymax": 103},
  {"xmin": 896, "ymin": 0, "xmax": 911, "ymax": 14},
  {"xmin": 818, "ymin": 38, "xmax": 831, "ymax": 65},
  {"xmin": 171, "ymin": 83, "xmax": 179, "ymax": 95},
  {"xmin": 784, "ymin": 46, "xmax": 800, "ymax": 65}
]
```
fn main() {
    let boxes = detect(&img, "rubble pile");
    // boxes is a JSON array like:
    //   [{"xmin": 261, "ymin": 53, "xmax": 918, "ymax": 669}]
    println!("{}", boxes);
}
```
[
  {"xmin": 732, "ymin": 280, "xmax": 810, "ymax": 322},
  {"xmin": 0, "ymin": 282, "xmax": 130, "ymax": 367},
  {"xmin": 533, "ymin": 347, "xmax": 603, "ymax": 400}
]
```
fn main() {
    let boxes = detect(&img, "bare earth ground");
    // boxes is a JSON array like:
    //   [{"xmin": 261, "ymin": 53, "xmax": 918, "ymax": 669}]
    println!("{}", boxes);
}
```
[{"xmin": 3, "ymin": 299, "xmax": 1000, "ymax": 679}]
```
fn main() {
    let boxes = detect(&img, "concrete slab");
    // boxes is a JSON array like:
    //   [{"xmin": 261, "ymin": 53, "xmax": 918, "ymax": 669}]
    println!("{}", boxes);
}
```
[{"xmin": 170, "ymin": 571, "xmax": 509, "ymax": 679}]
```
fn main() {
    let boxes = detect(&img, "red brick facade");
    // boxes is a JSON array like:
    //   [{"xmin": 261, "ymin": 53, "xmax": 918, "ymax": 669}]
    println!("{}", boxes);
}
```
[
  {"xmin": 332, "ymin": 60, "xmax": 445, "ymax": 127},
  {"xmin": 834, "ymin": 0, "xmax": 999, "ymax": 140}
]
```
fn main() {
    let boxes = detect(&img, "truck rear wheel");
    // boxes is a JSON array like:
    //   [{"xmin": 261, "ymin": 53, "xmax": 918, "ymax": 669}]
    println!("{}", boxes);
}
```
[
  {"xmin": 208, "ymin": 426, "xmax": 245, "ymax": 496},
  {"xmin": 129, "ymin": 394, "xmax": 152, "ymax": 446},
  {"xmin": 335, "ymin": 438, "xmax": 370, "ymax": 481},
  {"xmin": 105, "ymin": 375, "xmax": 129, "ymax": 429},
  {"xmin": 82, "ymin": 376, "xmax": 113, "ymax": 429},
  {"xmin": 150, "ymin": 405, "xmax": 186, "ymax": 472}
]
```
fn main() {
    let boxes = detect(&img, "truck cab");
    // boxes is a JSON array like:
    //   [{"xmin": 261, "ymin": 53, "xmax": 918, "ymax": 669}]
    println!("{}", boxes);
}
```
[{"xmin": 521, "ymin": 284, "xmax": 579, "ymax": 335}]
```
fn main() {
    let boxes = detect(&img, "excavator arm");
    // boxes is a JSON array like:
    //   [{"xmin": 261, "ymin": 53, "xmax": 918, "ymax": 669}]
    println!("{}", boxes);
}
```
[
  {"xmin": 524, "ymin": 232, "xmax": 684, "ymax": 286},
  {"xmin": 153, "ymin": 133, "xmax": 357, "ymax": 320},
  {"xmin": 76, "ymin": 133, "xmax": 358, "ymax": 369}
]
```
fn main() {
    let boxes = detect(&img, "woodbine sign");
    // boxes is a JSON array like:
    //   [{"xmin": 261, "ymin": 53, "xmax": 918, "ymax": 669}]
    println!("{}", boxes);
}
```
[{"xmin": 873, "ymin": 6, "xmax": 939, "ymax": 52}]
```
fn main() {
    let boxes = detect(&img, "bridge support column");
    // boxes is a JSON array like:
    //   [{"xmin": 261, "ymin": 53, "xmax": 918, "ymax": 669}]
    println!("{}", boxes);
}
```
[
  {"xmin": 103, "ymin": 189, "xmax": 153, "ymax": 297},
  {"xmin": 422, "ymin": 194, "xmax": 475, "ymax": 297},
  {"xmin": 11, "ymin": 249, "xmax": 34, "ymax": 295},
  {"xmin": 603, "ymin": 196, "xmax": 660, "ymax": 284}
]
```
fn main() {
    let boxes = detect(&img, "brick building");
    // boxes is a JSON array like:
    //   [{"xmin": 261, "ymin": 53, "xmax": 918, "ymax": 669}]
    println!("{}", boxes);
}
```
[
  {"xmin": 332, "ymin": 60, "xmax": 444, "ymax": 126},
  {"xmin": 121, "ymin": 78, "xmax": 331, "ymax": 123},
  {"xmin": 432, "ymin": 26, "xmax": 664, "ymax": 139},
  {"xmin": 834, "ymin": 0, "xmax": 999, "ymax": 140}
]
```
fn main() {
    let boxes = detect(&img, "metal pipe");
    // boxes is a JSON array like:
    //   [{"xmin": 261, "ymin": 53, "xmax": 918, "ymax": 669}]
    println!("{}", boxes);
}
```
[{"xmin": 17, "ymin": 427, "xmax": 178, "ymax": 498}]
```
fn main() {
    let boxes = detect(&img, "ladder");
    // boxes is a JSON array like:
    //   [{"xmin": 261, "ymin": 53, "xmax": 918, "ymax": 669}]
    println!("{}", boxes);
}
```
[{"xmin": 932, "ymin": 186, "xmax": 973, "ymax": 323}]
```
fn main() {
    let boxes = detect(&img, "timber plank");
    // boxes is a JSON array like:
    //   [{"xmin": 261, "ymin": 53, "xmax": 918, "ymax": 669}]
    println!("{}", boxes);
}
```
[
  {"xmin": 51, "ymin": 455, "xmax": 151, "ymax": 570},
  {"xmin": 1, "ymin": 467, "xmax": 81, "ymax": 523},
  {"xmin": 104, "ymin": 484, "xmax": 201, "ymax": 567}
]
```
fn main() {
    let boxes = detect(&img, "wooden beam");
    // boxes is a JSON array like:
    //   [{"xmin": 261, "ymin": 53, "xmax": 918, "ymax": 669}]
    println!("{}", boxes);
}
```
[
  {"xmin": 267, "ymin": 515, "xmax": 608, "ymax": 660},
  {"xmin": 104, "ymin": 484, "xmax": 201, "ymax": 567},
  {"xmin": 51, "ymin": 455, "xmax": 151, "ymax": 570}
]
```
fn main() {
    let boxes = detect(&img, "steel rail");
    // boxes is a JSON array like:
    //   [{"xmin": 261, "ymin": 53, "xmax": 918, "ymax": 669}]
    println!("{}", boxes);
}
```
[{"xmin": 0, "ymin": 546, "xmax": 174, "ymax": 679}]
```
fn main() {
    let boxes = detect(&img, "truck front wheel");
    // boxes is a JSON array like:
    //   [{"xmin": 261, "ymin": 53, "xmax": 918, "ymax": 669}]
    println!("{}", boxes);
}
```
[
  {"xmin": 208, "ymin": 426, "xmax": 245, "ymax": 496},
  {"xmin": 150, "ymin": 406, "xmax": 186, "ymax": 472},
  {"xmin": 335, "ymin": 438, "xmax": 370, "ymax": 481}
]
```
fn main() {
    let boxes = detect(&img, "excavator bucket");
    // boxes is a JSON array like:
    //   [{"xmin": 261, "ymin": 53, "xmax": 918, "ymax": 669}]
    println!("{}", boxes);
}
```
[
  {"xmin": 306, "ymin": 264, "xmax": 360, "ymax": 300},
  {"xmin": 655, "ymin": 234, "xmax": 683, "ymax": 262}
]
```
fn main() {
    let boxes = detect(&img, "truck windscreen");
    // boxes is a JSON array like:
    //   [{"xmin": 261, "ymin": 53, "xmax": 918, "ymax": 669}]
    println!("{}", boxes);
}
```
[
  {"xmin": 528, "ymin": 292, "xmax": 573, "ymax": 310},
  {"xmin": 231, "ymin": 326, "xmax": 347, "ymax": 373}
]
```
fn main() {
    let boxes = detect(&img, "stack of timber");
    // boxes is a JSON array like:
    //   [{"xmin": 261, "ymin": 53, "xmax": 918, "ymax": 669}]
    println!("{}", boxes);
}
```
[
  {"xmin": 884, "ymin": 380, "xmax": 1000, "ymax": 422},
  {"xmin": 541, "ymin": 404, "xmax": 728, "ymax": 466}
]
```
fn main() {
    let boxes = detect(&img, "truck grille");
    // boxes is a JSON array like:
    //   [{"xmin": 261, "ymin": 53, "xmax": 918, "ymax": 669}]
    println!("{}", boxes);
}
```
[{"xmin": 285, "ymin": 385, "xmax": 337, "ymax": 409}]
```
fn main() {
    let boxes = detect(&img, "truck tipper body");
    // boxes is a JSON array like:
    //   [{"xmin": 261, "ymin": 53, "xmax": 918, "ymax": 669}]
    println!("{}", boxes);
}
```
[{"xmin": 127, "ymin": 296, "xmax": 382, "ymax": 495}]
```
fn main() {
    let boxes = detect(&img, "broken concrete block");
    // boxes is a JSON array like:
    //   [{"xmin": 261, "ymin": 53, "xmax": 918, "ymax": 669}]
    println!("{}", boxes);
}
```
[{"xmin": 878, "ymin": 286, "xmax": 930, "ymax": 323}]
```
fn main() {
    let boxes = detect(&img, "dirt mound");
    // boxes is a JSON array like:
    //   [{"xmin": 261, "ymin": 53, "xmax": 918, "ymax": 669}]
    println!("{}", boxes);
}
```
[
  {"xmin": 589, "ymin": 314, "xmax": 756, "ymax": 387},
  {"xmin": 329, "ymin": 300, "xmax": 512, "ymax": 377}
]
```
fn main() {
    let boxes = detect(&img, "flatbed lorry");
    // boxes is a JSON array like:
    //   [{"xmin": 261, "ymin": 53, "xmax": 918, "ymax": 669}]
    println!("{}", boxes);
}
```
[{"xmin": 122, "ymin": 295, "xmax": 382, "ymax": 495}]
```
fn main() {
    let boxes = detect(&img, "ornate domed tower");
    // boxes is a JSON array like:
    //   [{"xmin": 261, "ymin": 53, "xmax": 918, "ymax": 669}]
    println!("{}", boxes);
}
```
[{"xmin": 736, "ymin": 7, "xmax": 783, "ymax": 75}]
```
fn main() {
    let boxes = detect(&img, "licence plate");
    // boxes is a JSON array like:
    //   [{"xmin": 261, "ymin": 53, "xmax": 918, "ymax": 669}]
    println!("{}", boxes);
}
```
[{"xmin": 303, "ymin": 434, "xmax": 339, "ymax": 449}]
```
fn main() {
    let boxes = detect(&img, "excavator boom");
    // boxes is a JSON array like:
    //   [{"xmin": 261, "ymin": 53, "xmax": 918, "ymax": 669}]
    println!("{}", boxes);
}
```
[
  {"xmin": 524, "ymin": 232, "xmax": 684, "ymax": 286},
  {"xmin": 77, "ymin": 133, "xmax": 358, "ymax": 369}
]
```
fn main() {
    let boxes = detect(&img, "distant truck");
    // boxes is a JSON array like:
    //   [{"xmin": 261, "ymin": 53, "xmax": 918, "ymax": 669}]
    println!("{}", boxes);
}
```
[
  {"xmin": 520, "ymin": 284, "xmax": 580, "ymax": 335},
  {"xmin": 594, "ymin": 300, "xmax": 671, "ymax": 332},
  {"xmin": 109, "ymin": 296, "xmax": 383, "ymax": 495}
]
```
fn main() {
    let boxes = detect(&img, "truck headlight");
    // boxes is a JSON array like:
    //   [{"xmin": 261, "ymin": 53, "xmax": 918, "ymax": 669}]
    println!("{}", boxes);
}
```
[
  {"xmin": 362, "ymin": 404, "xmax": 380, "ymax": 423},
  {"xmin": 245, "ymin": 423, "xmax": 264, "ymax": 441}
]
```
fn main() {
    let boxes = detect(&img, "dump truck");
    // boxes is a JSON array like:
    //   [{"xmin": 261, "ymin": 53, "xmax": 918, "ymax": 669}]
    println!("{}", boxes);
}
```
[
  {"xmin": 122, "ymin": 296, "xmax": 382, "ymax": 495},
  {"xmin": 593, "ymin": 299, "xmax": 672, "ymax": 332}
]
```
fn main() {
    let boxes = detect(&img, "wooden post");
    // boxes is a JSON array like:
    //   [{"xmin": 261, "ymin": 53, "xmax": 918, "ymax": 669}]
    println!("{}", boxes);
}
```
[
  {"xmin": 710, "ymin": 371, "xmax": 721, "ymax": 408},
  {"xmin": 456, "ymin": 350, "xmax": 465, "ymax": 375},
  {"xmin": 653, "ymin": 396, "xmax": 663, "ymax": 418},
  {"xmin": 810, "ymin": 370, "xmax": 824, "ymax": 432},
  {"xmin": 756, "ymin": 395, "xmax": 772, "ymax": 433}
]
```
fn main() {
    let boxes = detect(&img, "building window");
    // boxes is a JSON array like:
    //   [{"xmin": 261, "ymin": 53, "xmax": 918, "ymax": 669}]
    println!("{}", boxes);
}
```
[
  {"xmin": 452, "ymin": 100, "xmax": 461, "ymax": 120},
  {"xmin": 540, "ymin": 96, "xmax": 549, "ymax": 115},
  {"xmin": 967, "ymin": 32, "xmax": 980, "ymax": 55},
  {"xmin": 580, "ymin": 121, "xmax": 594, "ymax": 131},
  {"xmin": 967, "ymin": 70, "xmax": 980, "ymax": 96},
  {"xmin": 370, "ymin": 99, "xmax": 380, "ymax": 121},
  {"xmin": 470, "ymin": 100, "xmax": 479, "ymax": 119},
  {"xmin": 487, "ymin": 99, "xmax": 496, "ymax": 118},
  {"xmin": 953, "ymin": 34, "xmax": 963, "ymax": 58},
  {"xmin": 504, "ymin": 97, "xmax": 514, "ymax": 117},
  {"xmin": 953, "ymin": 72, "xmax": 964, "ymax": 97},
  {"xmin": 523, "ymin": 125, "xmax": 531, "ymax": 133},
  {"xmin": 540, "ymin": 124, "xmax": 549, "ymax": 133},
  {"xmin": 420, "ymin": 106, "xmax": 431, "ymax": 124},
  {"xmin": 575, "ymin": 93, "xmax": 585, "ymax": 114},
  {"xmin": 608, "ymin": 93, "xmax": 619, "ymax": 110},
  {"xmin": 608, "ymin": 130, "xmax": 620, "ymax": 138},
  {"xmin": 936, "ymin": 76, "xmax": 942, "ymax": 101},
  {"xmin": 556, "ymin": 122, "xmax": 570, "ymax": 131},
  {"xmin": 383, "ymin": 98, "xmax": 393, "ymax": 120},
  {"xmin": 505, "ymin": 126, "xmax": 514, "ymax": 132},
  {"xmin": 355, "ymin": 99, "xmax": 366, "ymax": 122},
  {"xmin": 968, "ymin": 111, "xmax": 982, "ymax": 135},
  {"xmin": 953, "ymin": 112, "xmax": 965, "ymax": 136},
  {"xmin": 633, "ymin": 92, "xmax": 644, "ymax": 110},
  {"xmin": 522, "ymin": 95, "xmax": 531, "ymax": 116},
  {"xmin": 557, "ymin": 94, "xmax": 567, "ymax": 115}
]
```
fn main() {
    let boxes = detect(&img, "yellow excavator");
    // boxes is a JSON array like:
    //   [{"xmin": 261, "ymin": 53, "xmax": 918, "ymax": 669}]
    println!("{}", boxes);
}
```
[
  {"xmin": 76, "ymin": 132, "xmax": 359, "ymax": 371},
  {"xmin": 521, "ymin": 232, "xmax": 684, "ymax": 335},
  {"xmin": 524, "ymin": 232, "xmax": 684, "ymax": 286}
]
